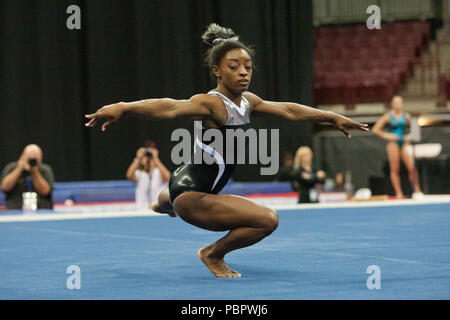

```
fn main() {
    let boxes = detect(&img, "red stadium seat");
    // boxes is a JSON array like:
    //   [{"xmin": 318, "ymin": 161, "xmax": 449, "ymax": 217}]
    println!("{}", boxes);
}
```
[
  {"xmin": 393, "ymin": 21, "xmax": 414, "ymax": 35},
  {"xmin": 353, "ymin": 24, "xmax": 368, "ymax": 35},
  {"xmin": 313, "ymin": 20, "xmax": 429, "ymax": 105},
  {"xmin": 316, "ymin": 27, "xmax": 338, "ymax": 38},
  {"xmin": 381, "ymin": 23, "xmax": 396, "ymax": 34}
]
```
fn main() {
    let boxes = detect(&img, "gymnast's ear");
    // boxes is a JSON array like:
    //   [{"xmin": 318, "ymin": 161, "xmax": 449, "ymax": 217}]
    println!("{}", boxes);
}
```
[{"xmin": 212, "ymin": 65, "xmax": 220, "ymax": 77}]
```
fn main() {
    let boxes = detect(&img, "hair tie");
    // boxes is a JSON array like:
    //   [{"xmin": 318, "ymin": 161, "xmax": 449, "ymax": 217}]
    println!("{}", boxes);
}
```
[{"xmin": 212, "ymin": 36, "xmax": 239, "ymax": 45}]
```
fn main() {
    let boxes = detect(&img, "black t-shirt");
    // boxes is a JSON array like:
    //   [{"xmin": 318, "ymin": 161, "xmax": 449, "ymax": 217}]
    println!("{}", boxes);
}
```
[
  {"xmin": 292, "ymin": 167, "xmax": 325, "ymax": 203},
  {"xmin": 0, "ymin": 162, "xmax": 55, "ymax": 209}
]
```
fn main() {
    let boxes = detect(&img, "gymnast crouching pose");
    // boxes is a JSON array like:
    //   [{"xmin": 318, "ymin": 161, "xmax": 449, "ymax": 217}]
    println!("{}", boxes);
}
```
[{"xmin": 85, "ymin": 23, "xmax": 369, "ymax": 278}]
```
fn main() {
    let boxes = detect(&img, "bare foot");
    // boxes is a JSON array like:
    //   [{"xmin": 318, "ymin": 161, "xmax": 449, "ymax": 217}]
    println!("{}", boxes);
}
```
[
  {"xmin": 151, "ymin": 202, "xmax": 177, "ymax": 217},
  {"xmin": 198, "ymin": 246, "xmax": 241, "ymax": 278}
]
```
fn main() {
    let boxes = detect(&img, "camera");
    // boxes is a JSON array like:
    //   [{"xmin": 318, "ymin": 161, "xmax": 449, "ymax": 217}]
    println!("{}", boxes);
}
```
[
  {"xmin": 144, "ymin": 150, "xmax": 153, "ymax": 158},
  {"xmin": 28, "ymin": 158, "xmax": 37, "ymax": 167}
]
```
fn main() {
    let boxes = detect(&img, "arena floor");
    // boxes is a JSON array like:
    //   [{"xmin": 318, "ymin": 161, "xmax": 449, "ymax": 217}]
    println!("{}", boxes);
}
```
[{"xmin": 0, "ymin": 197, "xmax": 449, "ymax": 300}]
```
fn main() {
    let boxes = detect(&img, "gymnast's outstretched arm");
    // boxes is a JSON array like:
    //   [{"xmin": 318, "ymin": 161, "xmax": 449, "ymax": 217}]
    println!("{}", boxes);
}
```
[
  {"xmin": 84, "ymin": 94, "xmax": 220, "ymax": 131},
  {"xmin": 244, "ymin": 91, "xmax": 369, "ymax": 138}
]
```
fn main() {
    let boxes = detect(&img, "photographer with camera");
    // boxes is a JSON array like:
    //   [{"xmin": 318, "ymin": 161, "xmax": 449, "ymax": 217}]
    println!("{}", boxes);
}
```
[
  {"xmin": 126, "ymin": 141, "xmax": 170, "ymax": 209},
  {"xmin": 1, "ymin": 144, "xmax": 54, "ymax": 210}
]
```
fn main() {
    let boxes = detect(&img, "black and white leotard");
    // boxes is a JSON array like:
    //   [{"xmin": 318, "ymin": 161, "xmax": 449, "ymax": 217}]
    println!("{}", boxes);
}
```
[{"xmin": 168, "ymin": 91, "xmax": 251, "ymax": 203}]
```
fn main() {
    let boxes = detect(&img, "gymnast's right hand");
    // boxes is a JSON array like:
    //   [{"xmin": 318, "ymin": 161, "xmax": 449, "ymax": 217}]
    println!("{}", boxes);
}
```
[{"xmin": 84, "ymin": 102, "xmax": 124, "ymax": 131}]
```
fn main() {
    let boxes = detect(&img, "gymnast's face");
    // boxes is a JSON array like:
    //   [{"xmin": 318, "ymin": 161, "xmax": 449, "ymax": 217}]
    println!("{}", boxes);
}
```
[
  {"xmin": 214, "ymin": 48, "xmax": 253, "ymax": 93},
  {"xmin": 391, "ymin": 96, "xmax": 403, "ymax": 112}
]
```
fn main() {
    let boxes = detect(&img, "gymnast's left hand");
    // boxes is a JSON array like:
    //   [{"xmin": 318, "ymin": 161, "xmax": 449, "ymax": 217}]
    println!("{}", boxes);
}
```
[
  {"xmin": 332, "ymin": 114, "xmax": 369, "ymax": 138},
  {"xmin": 84, "ymin": 103, "xmax": 125, "ymax": 131}
]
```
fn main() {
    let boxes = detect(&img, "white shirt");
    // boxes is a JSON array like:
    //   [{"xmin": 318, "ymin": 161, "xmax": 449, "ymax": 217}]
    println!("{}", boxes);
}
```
[{"xmin": 134, "ymin": 168, "xmax": 168, "ymax": 209}]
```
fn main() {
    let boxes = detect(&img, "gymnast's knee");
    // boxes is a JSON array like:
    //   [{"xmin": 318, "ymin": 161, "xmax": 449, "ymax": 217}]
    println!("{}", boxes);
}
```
[
  {"xmin": 390, "ymin": 167, "xmax": 400, "ymax": 176},
  {"xmin": 261, "ymin": 207, "xmax": 279, "ymax": 235}
]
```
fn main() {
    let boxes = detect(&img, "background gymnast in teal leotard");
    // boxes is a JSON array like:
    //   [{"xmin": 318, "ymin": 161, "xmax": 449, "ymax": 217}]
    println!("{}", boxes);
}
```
[
  {"xmin": 388, "ymin": 110, "xmax": 407, "ymax": 148},
  {"xmin": 372, "ymin": 96, "xmax": 422, "ymax": 198}
]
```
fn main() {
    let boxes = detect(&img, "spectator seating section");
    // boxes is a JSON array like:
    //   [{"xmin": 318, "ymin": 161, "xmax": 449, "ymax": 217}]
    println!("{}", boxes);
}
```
[{"xmin": 314, "ymin": 21, "xmax": 430, "ymax": 105}]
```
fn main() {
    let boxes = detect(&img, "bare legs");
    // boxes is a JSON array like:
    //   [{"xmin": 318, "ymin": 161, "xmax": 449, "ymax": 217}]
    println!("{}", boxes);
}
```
[
  {"xmin": 387, "ymin": 142, "xmax": 403, "ymax": 198},
  {"xmin": 387, "ymin": 142, "xmax": 421, "ymax": 198},
  {"xmin": 173, "ymin": 192, "xmax": 279, "ymax": 278},
  {"xmin": 400, "ymin": 145, "xmax": 422, "ymax": 194},
  {"xmin": 151, "ymin": 189, "xmax": 278, "ymax": 277}
]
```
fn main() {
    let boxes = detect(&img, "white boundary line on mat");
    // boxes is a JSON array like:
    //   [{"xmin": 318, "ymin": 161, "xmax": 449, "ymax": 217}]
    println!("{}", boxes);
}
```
[
  {"xmin": 0, "ymin": 195, "xmax": 449, "ymax": 223},
  {"xmin": 0, "ymin": 210, "xmax": 160, "ymax": 223},
  {"xmin": 270, "ymin": 195, "xmax": 450, "ymax": 211}
]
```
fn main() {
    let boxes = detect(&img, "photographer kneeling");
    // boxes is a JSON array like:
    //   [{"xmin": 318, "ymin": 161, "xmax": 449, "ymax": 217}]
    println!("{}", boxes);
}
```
[
  {"xmin": 126, "ymin": 141, "xmax": 170, "ymax": 209},
  {"xmin": 1, "ymin": 144, "xmax": 54, "ymax": 210}
]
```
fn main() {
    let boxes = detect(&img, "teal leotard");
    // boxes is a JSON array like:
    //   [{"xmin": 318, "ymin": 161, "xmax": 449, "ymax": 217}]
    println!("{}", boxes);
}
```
[{"xmin": 388, "ymin": 112, "xmax": 407, "ymax": 148}]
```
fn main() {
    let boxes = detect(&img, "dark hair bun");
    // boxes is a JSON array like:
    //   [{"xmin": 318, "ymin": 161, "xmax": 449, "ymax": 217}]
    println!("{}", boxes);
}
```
[{"xmin": 201, "ymin": 23, "xmax": 237, "ymax": 46}]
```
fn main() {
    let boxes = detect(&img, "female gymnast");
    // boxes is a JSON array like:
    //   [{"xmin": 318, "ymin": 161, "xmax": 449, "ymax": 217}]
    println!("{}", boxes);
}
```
[
  {"xmin": 85, "ymin": 23, "xmax": 369, "ymax": 278},
  {"xmin": 372, "ymin": 95, "xmax": 422, "ymax": 198}
]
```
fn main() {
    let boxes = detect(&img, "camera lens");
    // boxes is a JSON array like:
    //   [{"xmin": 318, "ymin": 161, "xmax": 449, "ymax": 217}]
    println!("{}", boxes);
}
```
[
  {"xmin": 28, "ymin": 158, "xmax": 37, "ymax": 166},
  {"xmin": 145, "ymin": 151, "xmax": 152, "ymax": 158}
]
